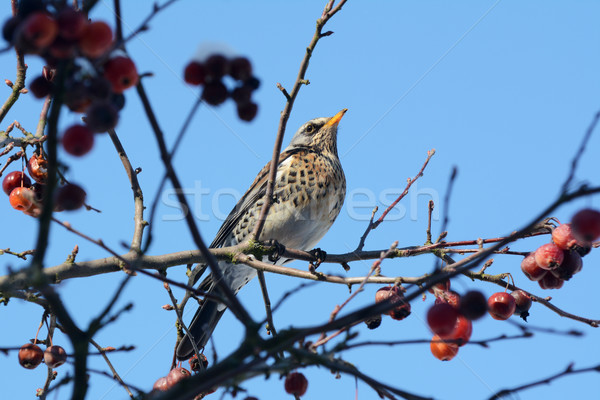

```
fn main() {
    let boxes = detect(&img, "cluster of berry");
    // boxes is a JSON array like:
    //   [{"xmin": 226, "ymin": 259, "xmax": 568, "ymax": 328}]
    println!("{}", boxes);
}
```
[
  {"xmin": 521, "ymin": 209, "xmax": 600, "ymax": 289},
  {"xmin": 3, "ymin": 157, "xmax": 86, "ymax": 216},
  {"xmin": 184, "ymin": 54, "xmax": 259, "ymax": 121},
  {"xmin": 368, "ymin": 285, "xmax": 411, "ymax": 329},
  {"xmin": 18, "ymin": 343, "xmax": 67, "ymax": 370}
]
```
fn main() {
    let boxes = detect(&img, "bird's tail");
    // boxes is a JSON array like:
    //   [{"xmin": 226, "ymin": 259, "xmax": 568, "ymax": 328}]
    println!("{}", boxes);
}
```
[{"xmin": 176, "ymin": 291, "xmax": 225, "ymax": 361}]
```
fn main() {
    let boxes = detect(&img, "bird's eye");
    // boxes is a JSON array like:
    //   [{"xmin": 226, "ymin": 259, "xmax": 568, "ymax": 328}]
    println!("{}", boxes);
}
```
[{"xmin": 305, "ymin": 124, "xmax": 315, "ymax": 134}]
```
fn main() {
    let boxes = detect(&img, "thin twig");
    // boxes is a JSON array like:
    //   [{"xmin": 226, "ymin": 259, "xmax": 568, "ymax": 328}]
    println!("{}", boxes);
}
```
[{"xmin": 89, "ymin": 338, "xmax": 134, "ymax": 398}]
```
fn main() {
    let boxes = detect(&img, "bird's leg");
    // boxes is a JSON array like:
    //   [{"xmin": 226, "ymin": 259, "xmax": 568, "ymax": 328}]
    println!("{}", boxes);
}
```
[
  {"xmin": 308, "ymin": 247, "xmax": 327, "ymax": 270},
  {"xmin": 265, "ymin": 239, "xmax": 286, "ymax": 263}
]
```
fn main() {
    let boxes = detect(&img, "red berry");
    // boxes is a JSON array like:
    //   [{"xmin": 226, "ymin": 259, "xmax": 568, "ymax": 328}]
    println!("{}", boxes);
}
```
[
  {"xmin": 152, "ymin": 376, "xmax": 169, "ymax": 391},
  {"xmin": 64, "ymin": 80, "xmax": 92, "ymax": 112},
  {"xmin": 18, "ymin": 343, "xmax": 44, "ymax": 369},
  {"xmin": 62, "ymin": 124, "xmax": 94, "ymax": 156},
  {"xmin": 571, "ymin": 208, "xmax": 600, "ymax": 242},
  {"xmin": 49, "ymin": 36, "xmax": 76, "ymax": 59},
  {"xmin": 445, "ymin": 315, "xmax": 472, "ymax": 345},
  {"xmin": 487, "ymin": 292, "xmax": 516, "ymax": 320},
  {"xmin": 3, "ymin": 171, "xmax": 31, "ymax": 195},
  {"xmin": 103, "ymin": 56, "xmax": 139, "ymax": 93},
  {"xmin": 427, "ymin": 302, "xmax": 459, "ymax": 337},
  {"xmin": 202, "ymin": 81, "xmax": 228, "ymax": 105},
  {"xmin": 430, "ymin": 335, "xmax": 458, "ymax": 361},
  {"xmin": 44, "ymin": 345, "xmax": 67, "ymax": 368},
  {"xmin": 520, "ymin": 252, "xmax": 547, "ymax": 281},
  {"xmin": 231, "ymin": 85, "xmax": 253, "ymax": 104},
  {"xmin": 18, "ymin": 11, "xmax": 58, "ymax": 52},
  {"xmin": 375, "ymin": 286, "xmax": 410, "ymax": 320},
  {"xmin": 56, "ymin": 8, "xmax": 86, "ymax": 40},
  {"xmin": 553, "ymin": 224, "xmax": 582, "ymax": 250},
  {"xmin": 434, "ymin": 290, "xmax": 460, "ymax": 309},
  {"xmin": 166, "ymin": 367, "xmax": 191, "ymax": 388},
  {"xmin": 9, "ymin": 186, "xmax": 39, "ymax": 216},
  {"xmin": 27, "ymin": 154, "xmax": 48, "ymax": 184},
  {"xmin": 510, "ymin": 290, "xmax": 532, "ymax": 317},
  {"xmin": 551, "ymin": 250, "xmax": 582, "ymax": 281},
  {"xmin": 205, "ymin": 54, "xmax": 229, "ymax": 80},
  {"xmin": 184, "ymin": 61, "xmax": 206, "ymax": 85},
  {"xmin": 237, "ymin": 101, "xmax": 258, "ymax": 122},
  {"xmin": 229, "ymin": 56, "xmax": 252, "ymax": 81},
  {"xmin": 55, "ymin": 183, "xmax": 86, "ymax": 211},
  {"xmin": 534, "ymin": 243, "xmax": 564, "ymax": 270},
  {"xmin": 458, "ymin": 290, "xmax": 488, "ymax": 320},
  {"xmin": 284, "ymin": 372, "xmax": 308, "ymax": 397},
  {"xmin": 85, "ymin": 101, "xmax": 119, "ymax": 133},
  {"xmin": 29, "ymin": 75, "xmax": 53, "ymax": 98},
  {"xmin": 78, "ymin": 21, "xmax": 113, "ymax": 58},
  {"xmin": 538, "ymin": 273, "xmax": 564, "ymax": 290}
]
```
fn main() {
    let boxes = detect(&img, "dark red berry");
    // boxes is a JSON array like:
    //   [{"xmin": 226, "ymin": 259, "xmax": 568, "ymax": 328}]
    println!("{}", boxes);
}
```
[
  {"xmin": 103, "ymin": 56, "xmax": 139, "ymax": 93},
  {"xmin": 79, "ymin": 21, "xmax": 113, "ymax": 58},
  {"xmin": 521, "ymin": 252, "xmax": 547, "ymax": 281},
  {"xmin": 184, "ymin": 61, "xmax": 206, "ymax": 85},
  {"xmin": 237, "ymin": 101, "xmax": 258, "ymax": 122},
  {"xmin": 231, "ymin": 85, "xmax": 252, "ymax": 104},
  {"xmin": 56, "ymin": 8, "xmax": 86, "ymax": 40},
  {"xmin": 166, "ymin": 367, "xmax": 191, "ymax": 388},
  {"xmin": 244, "ymin": 76, "xmax": 260, "ymax": 90},
  {"xmin": 375, "ymin": 286, "xmax": 404, "ymax": 316},
  {"xmin": 29, "ymin": 75, "xmax": 53, "ymax": 98},
  {"xmin": 534, "ymin": 243, "xmax": 564, "ymax": 270},
  {"xmin": 204, "ymin": 54, "xmax": 229, "ymax": 80},
  {"xmin": 446, "ymin": 315, "xmax": 472, "ymax": 345},
  {"xmin": 55, "ymin": 183, "xmax": 86, "ymax": 211},
  {"xmin": 85, "ymin": 101, "xmax": 119, "ymax": 132},
  {"xmin": 2, "ymin": 16, "xmax": 22, "ymax": 43},
  {"xmin": 551, "ymin": 250, "xmax": 582, "ymax": 281},
  {"xmin": 510, "ymin": 289, "xmax": 532, "ymax": 319},
  {"xmin": 202, "ymin": 81, "xmax": 228, "ymax": 105},
  {"xmin": 44, "ymin": 345, "xmax": 67, "ymax": 368},
  {"xmin": 427, "ymin": 302, "xmax": 459, "ymax": 336},
  {"xmin": 18, "ymin": 11, "xmax": 58, "ymax": 52},
  {"xmin": 364, "ymin": 315, "xmax": 382, "ymax": 329},
  {"xmin": 434, "ymin": 290, "xmax": 460, "ymax": 309},
  {"xmin": 3, "ymin": 171, "xmax": 31, "ymax": 195},
  {"xmin": 62, "ymin": 124, "xmax": 94, "ymax": 156},
  {"xmin": 487, "ymin": 292, "xmax": 516, "ymax": 320},
  {"xmin": 538, "ymin": 272, "xmax": 564, "ymax": 290},
  {"xmin": 18, "ymin": 343, "xmax": 44, "ymax": 369},
  {"xmin": 284, "ymin": 372, "xmax": 308, "ymax": 397},
  {"xmin": 229, "ymin": 56, "xmax": 252, "ymax": 81},
  {"xmin": 152, "ymin": 376, "xmax": 169, "ymax": 391},
  {"xmin": 64, "ymin": 80, "xmax": 92, "ymax": 112},
  {"xmin": 571, "ymin": 208, "xmax": 600, "ymax": 242},
  {"xmin": 458, "ymin": 290, "xmax": 487, "ymax": 320}
]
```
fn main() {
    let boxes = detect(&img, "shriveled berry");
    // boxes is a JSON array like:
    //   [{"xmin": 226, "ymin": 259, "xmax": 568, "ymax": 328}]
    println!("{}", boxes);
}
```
[
  {"xmin": 538, "ymin": 272, "xmax": 564, "ymax": 290},
  {"xmin": 56, "ymin": 8, "xmax": 86, "ymax": 40},
  {"xmin": 184, "ymin": 61, "xmax": 206, "ymax": 85},
  {"xmin": 427, "ymin": 302, "xmax": 459, "ymax": 336},
  {"xmin": 434, "ymin": 290, "xmax": 460, "ymax": 309},
  {"xmin": 44, "ymin": 345, "xmax": 67, "ymax": 368},
  {"xmin": 85, "ymin": 101, "xmax": 119, "ymax": 132},
  {"xmin": 551, "ymin": 250, "xmax": 582, "ymax": 281},
  {"xmin": 29, "ymin": 75, "xmax": 53, "ymax": 98},
  {"xmin": 237, "ymin": 101, "xmax": 258, "ymax": 122},
  {"xmin": 189, "ymin": 353, "xmax": 208, "ymax": 372},
  {"xmin": 571, "ymin": 208, "xmax": 600, "ymax": 242},
  {"xmin": 534, "ymin": 243, "xmax": 564, "ymax": 270},
  {"xmin": 202, "ymin": 81, "xmax": 228, "ymax": 105},
  {"xmin": 205, "ymin": 54, "xmax": 229, "ymax": 80},
  {"xmin": 430, "ymin": 335, "xmax": 458, "ymax": 361},
  {"xmin": 27, "ymin": 154, "xmax": 48, "ymax": 183},
  {"xmin": 375, "ymin": 286, "xmax": 407, "ymax": 317},
  {"xmin": 79, "ymin": 21, "xmax": 113, "ymax": 58},
  {"xmin": 152, "ymin": 376, "xmax": 169, "ymax": 392},
  {"xmin": 55, "ymin": 183, "xmax": 86, "ymax": 211},
  {"xmin": 284, "ymin": 372, "xmax": 308, "ymax": 397},
  {"xmin": 364, "ymin": 315, "xmax": 382, "ymax": 329},
  {"xmin": 487, "ymin": 292, "xmax": 516, "ymax": 320},
  {"xmin": 103, "ymin": 56, "xmax": 138, "ymax": 93},
  {"xmin": 3, "ymin": 171, "xmax": 32, "ymax": 195},
  {"xmin": 229, "ymin": 56, "xmax": 252, "ymax": 81},
  {"xmin": 62, "ymin": 124, "xmax": 94, "ymax": 156},
  {"xmin": 521, "ymin": 252, "xmax": 547, "ymax": 281},
  {"xmin": 166, "ymin": 367, "xmax": 191, "ymax": 388},
  {"xmin": 18, "ymin": 343, "xmax": 43, "ymax": 369},
  {"xmin": 510, "ymin": 290, "xmax": 532, "ymax": 319},
  {"xmin": 458, "ymin": 290, "xmax": 487, "ymax": 320},
  {"xmin": 427, "ymin": 279, "xmax": 450, "ymax": 295}
]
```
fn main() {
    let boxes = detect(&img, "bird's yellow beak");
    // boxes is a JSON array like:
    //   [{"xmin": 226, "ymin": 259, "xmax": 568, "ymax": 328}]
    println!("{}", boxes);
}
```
[{"xmin": 325, "ymin": 108, "xmax": 348, "ymax": 127}]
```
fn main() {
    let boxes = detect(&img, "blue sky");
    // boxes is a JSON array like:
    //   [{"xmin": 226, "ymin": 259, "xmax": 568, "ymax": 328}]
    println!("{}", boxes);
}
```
[{"xmin": 2, "ymin": 1, "xmax": 600, "ymax": 399}]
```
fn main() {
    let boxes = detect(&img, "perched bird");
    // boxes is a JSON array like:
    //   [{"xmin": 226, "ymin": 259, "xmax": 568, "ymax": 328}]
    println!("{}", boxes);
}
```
[{"xmin": 176, "ymin": 109, "xmax": 348, "ymax": 360}]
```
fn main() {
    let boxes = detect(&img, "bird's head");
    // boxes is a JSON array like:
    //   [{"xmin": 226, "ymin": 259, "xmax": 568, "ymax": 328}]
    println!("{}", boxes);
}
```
[{"xmin": 286, "ymin": 109, "xmax": 347, "ymax": 154}]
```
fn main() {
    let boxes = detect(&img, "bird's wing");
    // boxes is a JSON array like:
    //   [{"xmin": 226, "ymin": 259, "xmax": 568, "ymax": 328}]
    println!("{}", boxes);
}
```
[{"xmin": 209, "ymin": 147, "xmax": 309, "ymax": 248}]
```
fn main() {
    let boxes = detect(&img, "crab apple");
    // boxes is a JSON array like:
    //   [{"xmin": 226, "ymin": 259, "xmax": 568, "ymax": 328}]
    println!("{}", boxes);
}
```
[
  {"xmin": 18, "ymin": 11, "xmax": 58, "ymax": 52},
  {"xmin": 445, "ymin": 315, "xmax": 472, "ymax": 346},
  {"xmin": 427, "ymin": 302, "xmax": 459, "ymax": 337},
  {"xmin": 103, "ymin": 56, "xmax": 139, "ymax": 93},
  {"xmin": 551, "ymin": 250, "xmax": 582, "ymax": 281},
  {"xmin": 375, "ymin": 286, "xmax": 405, "ymax": 315},
  {"xmin": 520, "ymin": 252, "xmax": 547, "ymax": 281},
  {"xmin": 229, "ymin": 56, "xmax": 252, "ymax": 81},
  {"xmin": 427, "ymin": 279, "xmax": 450, "ymax": 295},
  {"xmin": 430, "ymin": 335, "xmax": 459, "ymax": 361},
  {"xmin": 510, "ymin": 290, "xmax": 532, "ymax": 317},
  {"xmin": 284, "ymin": 372, "xmax": 308, "ymax": 397},
  {"xmin": 62, "ymin": 124, "xmax": 94, "ymax": 156},
  {"xmin": 9, "ymin": 186, "xmax": 39, "ymax": 215},
  {"xmin": 2, "ymin": 16, "xmax": 21, "ymax": 43},
  {"xmin": 434, "ymin": 290, "xmax": 460, "ymax": 309},
  {"xmin": 538, "ymin": 272, "xmax": 564, "ymax": 290},
  {"xmin": 64, "ymin": 80, "xmax": 92, "ymax": 112},
  {"xmin": 85, "ymin": 101, "xmax": 119, "ymax": 132},
  {"xmin": 56, "ymin": 8, "xmax": 86, "ymax": 40},
  {"xmin": 204, "ymin": 54, "xmax": 229, "ymax": 80},
  {"xmin": 571, "ymin": 208, "xmax": 600, "ymax": 242},
  {"xmin": 29, "ymin": 75, "xmax": 53, "ymax": 98},
  {"xmin": 534, "ymin": 243, "xmax": 564, "ymax": 270},
  {"xmin": 79, "ymin": 21, "xmax": 113, "ymax": 58},
  {"xmin": 231, "ymin": 85, "xmax": 252, "ymax": 104},
  {"xmin": 237, "ymin": 101, "xmax": 258, "ymax": 122},
  {"xmin": 458, "ymin": 290, "xmax": 488, "ymax": 320},
  {"xmin": 152, "ymin": 376, "xmax": 169, "ymax": 391},
  {"xmin": 487, "ymin": 292, "xmax": 516, "ymax": 320},
  {"xmin": 44, "ymin": 345, "xmax": 67, "ymax": 368},
  {"xmin": 18, "ymin": 343, "xmax": 44, "ymax": 369},
  {"xmin": 55, "ymin": 183, "xmax": 86, "ymax": 211},
  {"xmin": 184, "ymin": 61, "xmax": 206, "ymax": 85},
  {"xmin": 364, "ymin": 315, "xmax": 382, "ymax": 329},
  {"xmin": 27, "ymin": 154, "xmax": 48, "ymax": 183},
  {"xmin": 3, "ymin": 171, "xmax": 32, "ymax": 195},
  {"xmin": 552, "ymin": 223, "xmax": 589, "ymax": 252},
  {"xmin": 166, "ymin": 367, "xmax": 191, "ymax": 388},
  {"xmin": 202, "ymin": 81, "xmax": 228, "ymax": 105}
]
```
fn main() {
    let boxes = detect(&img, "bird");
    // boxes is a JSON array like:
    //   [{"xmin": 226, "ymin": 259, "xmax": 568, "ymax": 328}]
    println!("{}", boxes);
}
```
[{"xmin": 176, "ymin": 109, "xmax": 348, "ymax": 361}]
